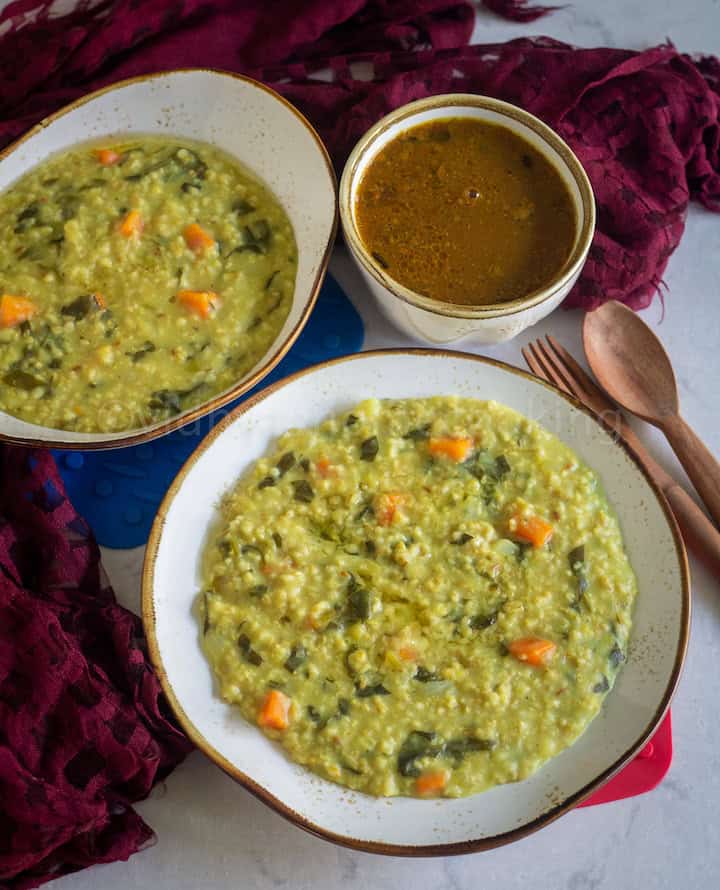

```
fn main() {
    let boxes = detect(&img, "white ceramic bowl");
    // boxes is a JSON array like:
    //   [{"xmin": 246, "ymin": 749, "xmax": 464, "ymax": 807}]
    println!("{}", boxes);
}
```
[
  {"xmin": 0, "ymin": 69, "xmax": 336, "ymax": 449},
  {"xmin": 143, "ymin": 350, "xmax": 688, "ymax": 856},
  {"xmin": 340, "ymin": 95, "xmax": 595, "ymax": 346}
]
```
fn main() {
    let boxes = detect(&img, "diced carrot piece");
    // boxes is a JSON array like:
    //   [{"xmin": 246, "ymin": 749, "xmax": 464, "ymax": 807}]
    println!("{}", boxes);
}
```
[
  {"xmin": 511, "ymin": 514, "xmax": 554, "ymax": 548},
  {"xmin": 315, "ymin": 457, "xmax": 336, "ymax": 478},
  {"xmin": 93, "ymin": 293, "xmax": 107, "ymax": 310},
  {"xmin": 94, "ymin": 148, "xmax": 121, "ymax": 166},
  {"xmin": 415, "ymin": 770, "xmax": 448, "ymax": 796},
  {"xmin": 258, "ymin": 689, "xmax": 291, "ymax": 730},
  {"xmin": 508, "ymin": 637, "xmax": 557, "ymax": 667},
  {"xmin": 118, "ymin": 209, "xmax": 143, "ymax": 238},
  {"xmin": 183, "ymin": 223, "xmax": 216, "ymax": 254},
  {"xmin": 261, "ymin": 558, "xmax": 295, "ymax": 577},
  {"xmin": 374, "ymin": 492, "xmax": 407, "ymax": 526},
  {"xmin": 398, "ymin": 645, "xmax": 419, "ymax": 662},
  {"xmin": 428, "ymin": 437, "xmax": 474, "ymax": 462},
  {"xmin": 177, "ymin": 290, "xmax": 220, "ymax": 319},
  {"xmin": 0, "ymin": 294, "xmax": 37, "ymax": 328}
]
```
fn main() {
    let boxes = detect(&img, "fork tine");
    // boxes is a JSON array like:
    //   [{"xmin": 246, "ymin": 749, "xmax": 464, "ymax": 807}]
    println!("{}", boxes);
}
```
[
  {"xmin": 522, "ymin": 342, "xmax": 572, "ymax": 397},
  {"xmin": 533, "ymin": 339, "xmax": 586, "ymax": 402},
  {"xmin": 521, "ymin": 345, "xmax": 547, "ymax": 380},
  {"xmin": 544, "ymin": 335, "xmax": 615, "ymax": 406}
]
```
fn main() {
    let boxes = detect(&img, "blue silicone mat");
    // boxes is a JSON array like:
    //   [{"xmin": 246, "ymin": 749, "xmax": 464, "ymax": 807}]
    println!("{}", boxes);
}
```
[{"xmin": 53, "ymin": 274, "xmax": 364, "ymax": 548}]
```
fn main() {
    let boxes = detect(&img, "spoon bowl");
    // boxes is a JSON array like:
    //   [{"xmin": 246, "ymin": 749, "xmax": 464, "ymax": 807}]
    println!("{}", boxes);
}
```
[
  {"xmin": 584, "ymin": 300, "xmax": 720, "ymax": 528},
  {"xmin": 583, "ymin": 301, "xmax": 679, "ymax": 421}
]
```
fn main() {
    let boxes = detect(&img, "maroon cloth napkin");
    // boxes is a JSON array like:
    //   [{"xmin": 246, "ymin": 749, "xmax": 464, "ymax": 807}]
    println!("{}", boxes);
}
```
[
  {"xmin": 0, "ymin": 447, "xmax": 193, "ymax": 889},
  {"xmin": 1, "ymin": 0, "xmax": 719, "ymax": 310}
]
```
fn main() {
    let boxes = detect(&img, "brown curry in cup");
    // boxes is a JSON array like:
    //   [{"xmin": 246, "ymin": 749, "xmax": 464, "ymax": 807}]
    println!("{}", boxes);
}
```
[{"xmin": 354, "ymin": 118, "xmax": 577, "ymax": 307}]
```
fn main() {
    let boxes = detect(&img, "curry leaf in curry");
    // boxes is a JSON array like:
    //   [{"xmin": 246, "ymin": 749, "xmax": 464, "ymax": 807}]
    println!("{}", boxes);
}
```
[
  {"xmin": 593, "ymin": 675, "xmax": 610, "ymax": 694},
  {"xmin": 276, "ymin": 452, "xmax": 296, "ymax": 475},
  {"xmin": 568, "ymin": 544, "xmax": 589, "ymax": 607},
  {"xmin": 403, "ymin": 423, "xmax": 431, "ymax": 441},
  {"xmin": 397, "ymin": 731, "xmax": 441, "ymax": 777},
  {"xmin": 469, "ymin": 610, "xmax": 499, "ymax": 630},
  {"xmin": 444, "ymin": 737, "xmax": 496, "ymax": 764},
  {"xmin": 4, "ymin": 369, "xmax": 48, "ymax": 391},
  {"xmin": 414, "ymin": 666, "xmax": 442, "ymax": 683},
  {"xmin": 360, "ymin": 436, "xmax": 379, "ymax": 462},
  {"xmin": 238, "ymin": 634, "xmax": 263, "ymax": 666},
  {"xmin": 285, "ymin": 645, "xmax": 308, "ymax": 673},
  {"xmin": 345, "ymin": 575, "xmax": 371, "ymax": 623},
  {"xmin": 355, "ymin": 682, "xmax": 390, "ymax": 698},
  {"xmin": 292, "ymin": 480, "xmax": 315, "ymax": 503},
  {"xmin": 127, "ymin": 340, "xmax": 156, "ymax": 362},
  {"xmin": 61, "ymin": 294, "xmax": 105, "ymax": 320}
]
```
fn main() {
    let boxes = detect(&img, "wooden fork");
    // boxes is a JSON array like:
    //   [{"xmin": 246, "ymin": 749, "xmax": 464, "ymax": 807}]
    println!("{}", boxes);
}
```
[{"xmin": 523, "ymin": 335, "xmax": 720, "ymax": 577}]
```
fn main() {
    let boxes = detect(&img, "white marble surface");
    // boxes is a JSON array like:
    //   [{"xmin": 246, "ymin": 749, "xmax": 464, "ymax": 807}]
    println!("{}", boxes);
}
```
[{"xmin": 56, "ymin": 2, "xmax": 720, "ymax": 887}]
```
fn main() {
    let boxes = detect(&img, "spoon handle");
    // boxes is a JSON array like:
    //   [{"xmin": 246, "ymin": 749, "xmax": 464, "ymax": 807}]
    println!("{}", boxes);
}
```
[
  {"xmin": 662, "ymin": 481, "xmax": 720, "ymax": 577},
  {"xmin": 661, "ymin": 414, "xmax": 720, "ymax": 529},
  {"xmin": 620, "ymin": 422, "xmax": 720, "ymax": 576}
]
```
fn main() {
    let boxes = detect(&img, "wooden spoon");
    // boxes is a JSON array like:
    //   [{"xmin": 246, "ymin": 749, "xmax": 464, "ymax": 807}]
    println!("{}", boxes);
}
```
[{"xmin": 583, "ymin": 300, "xmax": 720, "ymax": 529}]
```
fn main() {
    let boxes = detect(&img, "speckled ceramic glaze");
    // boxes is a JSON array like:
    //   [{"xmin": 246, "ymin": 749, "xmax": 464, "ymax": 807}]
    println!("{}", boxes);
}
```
[
  {"xmin": 143, "ymin": 350, "xmax": 688, "ymax": 855},
  {"xmin": 0, "ymin": 69, "xmax": 337, "ymax": 449},
  {"xmin": 339, "ymin": 96, "xmax": 595, "ymax": 346}
]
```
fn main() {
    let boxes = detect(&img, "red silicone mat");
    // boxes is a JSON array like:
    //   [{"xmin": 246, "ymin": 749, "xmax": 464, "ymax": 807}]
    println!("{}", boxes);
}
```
[{"xmin": 581, "ymin": 710, "xmax": 672, "ymax": 807}]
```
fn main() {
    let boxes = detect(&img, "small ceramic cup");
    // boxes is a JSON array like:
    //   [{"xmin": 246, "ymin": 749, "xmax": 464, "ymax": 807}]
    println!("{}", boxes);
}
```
[{"xmin": 339, "ymin": 94, "xmax": 595, "ymax": 345}]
